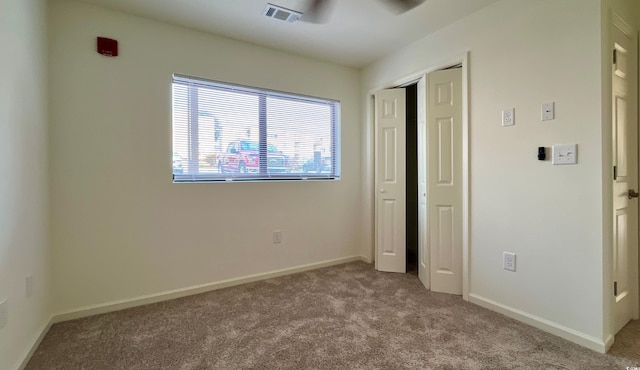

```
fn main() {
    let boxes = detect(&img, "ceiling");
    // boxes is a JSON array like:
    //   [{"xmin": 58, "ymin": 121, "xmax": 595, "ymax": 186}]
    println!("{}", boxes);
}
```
[{"xmin": 78, "ymin": 0, "xmax": 500, "ymax": 68}]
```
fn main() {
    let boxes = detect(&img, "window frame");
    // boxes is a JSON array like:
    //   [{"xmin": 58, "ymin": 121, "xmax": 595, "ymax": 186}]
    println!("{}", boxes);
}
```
[{"xmin": 172, "ymin": 74, "xmax": 341, "ymax": 183}]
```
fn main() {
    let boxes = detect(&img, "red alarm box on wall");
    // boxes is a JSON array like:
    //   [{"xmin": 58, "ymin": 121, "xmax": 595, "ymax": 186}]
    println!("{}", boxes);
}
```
[{"xmin": 97, "ymin": 37, "xmax": 118, "ymax": 57}]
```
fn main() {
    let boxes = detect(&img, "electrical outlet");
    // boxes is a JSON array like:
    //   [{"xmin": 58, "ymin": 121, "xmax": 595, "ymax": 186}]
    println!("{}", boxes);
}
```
[
  {"xmin": 502, "ymin": 108, "xmax": 515, "ymax": 127},
  {"xmin": 0, "ymin": 299, "xmax": 8, "ymax": 330},
  {"xmin": 273, "ymin": 230, "xmax": 282, "ymax": 244},
  {"xmin": 503, "ymin": 252, "xmax": 516, "ymax": 272},
  {"xmin": 26, "ymin": 275, "xmax": 33, "ymax": 298}
]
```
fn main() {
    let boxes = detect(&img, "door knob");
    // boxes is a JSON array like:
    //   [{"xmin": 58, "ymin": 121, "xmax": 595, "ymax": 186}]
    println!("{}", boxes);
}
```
[
  {"xmin": 380, "ymin": 189, "xmax": 386, "ymax": 193},
  {"xmin": 628, "ymin": 189, "xmax": 639, "ymax": 199}
]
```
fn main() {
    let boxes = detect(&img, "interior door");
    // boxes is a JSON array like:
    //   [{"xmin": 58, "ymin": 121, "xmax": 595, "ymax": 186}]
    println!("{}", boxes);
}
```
[
  {"xmin": 427, "ymin": 68, "xmax": 463, "ymax": 295},
  {"xmin": 375, "ymin": 88, "xmax": 406, "ymax": 273},
  {"xmin": 611, "ymin": 14, "xmax": 639, "ymax": 334}
]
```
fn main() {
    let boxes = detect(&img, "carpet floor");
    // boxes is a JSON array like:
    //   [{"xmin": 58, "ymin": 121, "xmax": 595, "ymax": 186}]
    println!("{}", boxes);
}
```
[{"xmin": 27, "ymin": 262, "xmax": 639, "ymax": 369}]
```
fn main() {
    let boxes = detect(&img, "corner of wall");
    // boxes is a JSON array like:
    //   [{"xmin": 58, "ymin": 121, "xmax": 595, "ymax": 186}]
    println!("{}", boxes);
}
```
[
  {"xmin": 600, "ymin": 0, "xmax": 614, "ymax": 347},
  {"xmin": 0, "ymin": 0, "xmax": 54, "ymax": 368}
]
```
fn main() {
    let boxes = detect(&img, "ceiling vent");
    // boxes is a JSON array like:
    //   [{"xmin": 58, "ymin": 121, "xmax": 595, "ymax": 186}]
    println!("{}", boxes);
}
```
[{"xmin": 263, "ymin": 3, "xmax": 302, "ymax": 23}]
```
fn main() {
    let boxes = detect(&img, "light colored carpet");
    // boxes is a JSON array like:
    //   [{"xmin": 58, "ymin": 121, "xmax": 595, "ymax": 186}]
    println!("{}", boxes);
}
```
[
  {"xmin": 27, "ymin": 262, "xmax": 639, "ymax": 369},
  {"xmin": 610, "ymin": 318, "xmax": 640, "ymax": 361}
]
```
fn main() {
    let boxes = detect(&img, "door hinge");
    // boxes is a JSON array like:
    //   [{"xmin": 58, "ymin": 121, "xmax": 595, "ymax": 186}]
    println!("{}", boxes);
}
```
[
  {"xmin": 613, "ymin": 49, "xmax": 617, "ymax": 64},
  {"xmin": 614, "ymin": 281, "xmax": 618, "ymax": 296},
  {"xmin": 613, "ymin": 165, "xmax": 617, "ymax": 180}
]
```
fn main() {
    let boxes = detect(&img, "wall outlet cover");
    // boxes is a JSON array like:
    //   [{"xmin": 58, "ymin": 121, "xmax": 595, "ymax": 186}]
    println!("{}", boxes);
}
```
[
  {"xmin": 503, "ymin": 252, "xmax": 516, "ymax": 272},
  {"xmin": 502, "ymin": 108, "xmax": 515, "ymax": 127}
]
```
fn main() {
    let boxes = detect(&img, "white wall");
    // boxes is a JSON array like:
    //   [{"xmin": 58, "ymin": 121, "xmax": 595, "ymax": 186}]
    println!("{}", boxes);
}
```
[
  {"xmin": 0, "ymin": 0, "xmax": 51, "ymax": 368},
  {"xmin": 363, "ymin": 0, "xmax": 608, "ymax": 347},
  {"xmin": 49, "ymin": 0, "xmax": 362, "ymax": 313}
]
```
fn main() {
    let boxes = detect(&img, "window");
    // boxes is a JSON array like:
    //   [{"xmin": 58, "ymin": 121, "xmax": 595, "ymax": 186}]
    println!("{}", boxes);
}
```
[{"xmin": 172, "ymin": 74, "xmax": 341, "ymax": 182}]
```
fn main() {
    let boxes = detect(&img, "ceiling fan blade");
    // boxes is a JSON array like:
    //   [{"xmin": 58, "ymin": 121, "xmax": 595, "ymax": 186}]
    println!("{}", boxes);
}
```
[
  {"xmin": 301, "ymin": 0, "xmax": 334, "ymax": 23},
  {"xmin": 381, "ymin": 0, "xmax": 426, "ymax": 14}
]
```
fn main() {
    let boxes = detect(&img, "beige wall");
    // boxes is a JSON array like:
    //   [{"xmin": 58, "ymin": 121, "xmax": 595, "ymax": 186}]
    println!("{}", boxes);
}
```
[
  {"xmin": 0, "ymin": 0, "xmax": 51, "ymax": 368},
  {"xmin": 48, "ymin": 0, "xmax": 362, "ymax": 313},
  {"xmin": 6, "ymin": 0, "xmax": 635, "ymax": 364},
  {"xmin": 362, "ymin": 0, "xmax": 608, "ymax": 348}
]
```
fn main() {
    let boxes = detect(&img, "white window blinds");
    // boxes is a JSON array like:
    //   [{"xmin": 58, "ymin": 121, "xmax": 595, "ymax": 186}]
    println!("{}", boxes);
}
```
[{"xmin": 172, "ymin": 74, "xmax": 341, "ymax": 182}]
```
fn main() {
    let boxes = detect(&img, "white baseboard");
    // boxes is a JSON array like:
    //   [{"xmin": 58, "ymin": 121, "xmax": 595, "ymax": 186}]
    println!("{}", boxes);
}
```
[
  {"xmin": 360, "ymin": 255, "xmax": 374, "ymax": 264},
  {"xmin": 604, "ymin": 334, "xmax": 614, "ymax": 352},
  {"xmin": 53, "ymin": 255, "xmax": 367, "ymax": 324},
  {"xmin": 16, "ymin": 317, "xmax": 54, "ymax": 370},
  {"xmin": 468, "ymin": 293, "xmax": 606, "ymax": 353},
  {"xmin": 16, "ymin": 255, "xmax": 368, "ymax": 368}
]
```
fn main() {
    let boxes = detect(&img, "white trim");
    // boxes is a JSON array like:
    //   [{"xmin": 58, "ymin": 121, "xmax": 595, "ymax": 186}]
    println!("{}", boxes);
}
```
[
  {"xmin": 16, "ymin": 256, "xmax": 368, "ymax": 369},
  {"xmin": 51, "ymin": 256, "xmax": 366, "ymax": 324},
  {"xmin": 604, "ymin": 334, "xmax": 615, "ymax": 352},
  {"xmin": 417, "ymin": 74, "xmax": 430, "ymax": 289},
  {"xmin": 601, "ymin": 6, "xmax": 615, "ymax": 346},
  {"xmin": 366, "ymin": 53, "xmax": 469, "ymax": 96},
  {"xmin": 16, "ymin": 318, "xmax": 53, "ymax": 370},
  {"xmin": 469, "ymin": 294, "xmax": 607, "ymax": 353},
  {"xmin": 359, "ymin": 255, "xmax": 374, "ymax": 264},
  {"xmin": 368, "ymin": 94, "xmax": 377, "ymax": 270},
  {"xmin": 460, "ymin": 52, "xmax": 470, "ymax": 301}
]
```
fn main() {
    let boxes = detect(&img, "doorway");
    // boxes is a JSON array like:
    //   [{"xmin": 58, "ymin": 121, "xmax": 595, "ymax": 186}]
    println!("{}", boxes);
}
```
[
  {"xmin": 609, "ymin": 11, "xmax": 640, "ymax": 338},
  {"xmin": 373, "ymin": 58, "xmax": 468, "ymax": 298},
  {"xmin": 406, "ymin": 83, "xmax": 419, "ymax": 275}
]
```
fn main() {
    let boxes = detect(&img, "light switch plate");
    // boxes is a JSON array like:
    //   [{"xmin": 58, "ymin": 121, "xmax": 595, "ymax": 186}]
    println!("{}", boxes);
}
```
[
  {"xmin": 552, "ymin": 144, "xmax": 577, "ymax": 165},
  {"xmin": 502, "ymin": 108, "xmax": 515, "ymax": 127},
  {"xmin": 542, "ymin": 102, "xmax": 555, "ymax": 121},
  {"xmin": 273, "ymin": 230, "xmax": 282, "ymax": 244}
]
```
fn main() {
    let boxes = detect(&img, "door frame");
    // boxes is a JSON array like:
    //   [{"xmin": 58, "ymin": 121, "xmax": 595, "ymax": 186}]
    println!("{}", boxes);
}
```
[
  {"xmin": 603, "ymin": 9, "xmax": 640, "ymax": 350},
  {"xmin": 367, "ymin": 52, "xmax": 470, "ymax": 300}
]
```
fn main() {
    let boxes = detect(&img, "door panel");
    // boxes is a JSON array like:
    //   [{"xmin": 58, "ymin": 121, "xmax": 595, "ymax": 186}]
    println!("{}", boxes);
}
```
[
  {"xmin": 436, "ymin": 205, "xmax": 454, "ymax": 274},
  {"xmin": 375, "ymin": 89, "xmax": 407, "ymax": 273},
  {"xmin": 612, "ymin": 13, "xmax": 639, "ymax": 334},
  {"xmin": 382, "ymin": 200, "xmax": 397, "ymax": 254},
  {"xmin": 428, "ymin": 68, "xmax": 462, "ymax": 295},
  {"xmin": 383, "ymin": 128, "xmax": 398, "ymax": 181},
  {"xmin": 437, "ymin": 118, "xmax": 454, "ymax": 185}
]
